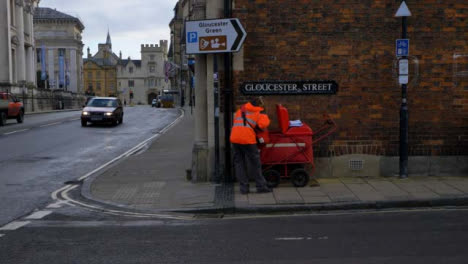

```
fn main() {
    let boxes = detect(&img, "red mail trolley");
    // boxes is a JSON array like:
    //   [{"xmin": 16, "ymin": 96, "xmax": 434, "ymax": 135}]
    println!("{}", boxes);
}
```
[{"xmin": 259, "ymin": 104, "xmax": 337, "ymax": 187}]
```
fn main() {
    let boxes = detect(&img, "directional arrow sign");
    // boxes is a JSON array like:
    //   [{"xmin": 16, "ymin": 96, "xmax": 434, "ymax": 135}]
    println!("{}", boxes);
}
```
[{"xmin": 185, "ymin": 18, "xmax": 247, "ymax": 54}]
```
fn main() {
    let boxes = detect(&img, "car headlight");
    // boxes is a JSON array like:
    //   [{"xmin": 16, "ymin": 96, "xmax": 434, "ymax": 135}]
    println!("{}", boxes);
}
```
[
  {"xmin": 82, "ymin": 111, "xmax": 89, "ymax": 115},
  {"xmin": 105, "ymin": 112, "xmax": 113, "ymax": 116}
]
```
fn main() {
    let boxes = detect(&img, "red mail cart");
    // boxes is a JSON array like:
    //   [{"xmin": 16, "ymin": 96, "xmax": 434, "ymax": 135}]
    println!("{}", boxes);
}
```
[{"xmin": 259, "ymin": 104, "xmax": 337, "ymax": 187}]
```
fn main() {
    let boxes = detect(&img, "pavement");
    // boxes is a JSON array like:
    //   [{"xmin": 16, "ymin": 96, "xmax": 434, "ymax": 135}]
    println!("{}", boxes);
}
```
[{"xmin": 83, "ymin": 107, "xmax": 468, "ymax": 215}]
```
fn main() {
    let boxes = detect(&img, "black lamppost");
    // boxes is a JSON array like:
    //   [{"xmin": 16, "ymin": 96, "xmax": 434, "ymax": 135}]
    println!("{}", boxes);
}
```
[{"xmin": 395, "ymin": 1, "xmax": 412, "ymax": 178}]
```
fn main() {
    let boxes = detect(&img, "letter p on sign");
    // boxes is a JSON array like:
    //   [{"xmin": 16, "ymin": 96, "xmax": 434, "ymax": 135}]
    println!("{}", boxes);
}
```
[{"xmin": 188, "ymin": 32, "xmax": 198, "ymax": 43}]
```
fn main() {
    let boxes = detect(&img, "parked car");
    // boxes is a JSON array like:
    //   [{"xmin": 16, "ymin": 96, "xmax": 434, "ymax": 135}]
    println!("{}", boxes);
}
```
[
  {"xmin": 151, "ymin": 98, "xmax": 160, "ymax": 108},
  {"xmin": 0, "ymin": 92, "xmax": 24, "ymax": 126},
  {"xmin": 81, "ymin": 97, "xmax": 123, "ymax": 127}
]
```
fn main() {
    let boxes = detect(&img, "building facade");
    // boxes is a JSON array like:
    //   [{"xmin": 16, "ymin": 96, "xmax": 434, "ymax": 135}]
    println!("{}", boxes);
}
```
[
  {"xmin": 117, "ymin": 41, "xmax": 170, "ymax": 105},
  {"xmin": 0, "ymin": 0, "xmax": 39, "ymax": 91},
  {"xmin": 83, "ymin": 32, "xmax": 118, "ymax": 97},
  {"xmin": 34, "ymin": 7, "xmax": 85, "ymax": 93},
  {"xmin": 172, "ymin": 0, "xmax": 468, "ymax": 182}
]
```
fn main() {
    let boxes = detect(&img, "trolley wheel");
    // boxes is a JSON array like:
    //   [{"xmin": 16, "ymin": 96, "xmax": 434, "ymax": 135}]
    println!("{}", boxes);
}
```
[
  {"xmin": 291, "ymin": 168, "xmax": 309, "ymax": 187},
  {"xmin": 263, "ymin": 169, "xmax": 281, "ymax": 188}
]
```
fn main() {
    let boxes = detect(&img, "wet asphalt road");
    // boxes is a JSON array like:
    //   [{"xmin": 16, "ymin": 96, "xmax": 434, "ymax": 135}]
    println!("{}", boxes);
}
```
[
  {"xmin": 0, "ymin": 106, "xmax": 181, "ymax": 226},
  {"xmin": 1, "ymin": 207, "xmax": 467, "ymax": 263}
]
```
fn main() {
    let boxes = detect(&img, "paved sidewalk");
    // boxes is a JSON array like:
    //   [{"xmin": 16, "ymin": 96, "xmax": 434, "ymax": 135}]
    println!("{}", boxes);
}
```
[
  {"xmin": 83, "ymin": 107, "xmax": 468, "ymax": 214},
  {"xmin": 84, "ymin": 108, "xmax": 217, "ymax": 211},
  {"xmin": 234, "ymin": 176, "xmax": 468, "ymax": 212}
]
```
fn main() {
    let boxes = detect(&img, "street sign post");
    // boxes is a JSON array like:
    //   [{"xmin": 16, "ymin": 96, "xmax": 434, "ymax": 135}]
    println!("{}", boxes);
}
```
[
  {"xmin": 185, "ymin": 19, "xmax": 247, "ymax": 54},
  {"xmin": 395, "ymin": 1, "xmax": 412, "ymax": 179}
]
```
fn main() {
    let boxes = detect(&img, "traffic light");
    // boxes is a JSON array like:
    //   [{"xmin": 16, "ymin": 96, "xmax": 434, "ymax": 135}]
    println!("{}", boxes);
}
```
[{"xmin": 130, "ymin": 91, "xmax": 133, "ymax": 99}]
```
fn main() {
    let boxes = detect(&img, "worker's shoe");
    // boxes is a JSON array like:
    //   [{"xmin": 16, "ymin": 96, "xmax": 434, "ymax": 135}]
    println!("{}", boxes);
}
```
[{"xmin": 256, "ymin": 187, "xmax": 272, "ymax": 193}]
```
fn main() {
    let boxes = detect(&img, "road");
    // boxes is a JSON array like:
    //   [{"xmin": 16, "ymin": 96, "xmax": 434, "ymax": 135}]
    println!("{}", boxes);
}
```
[
  {"xmin": 0, "ymin": 106, "xmax": 181, "ymax": 226},
  {"xmin": 0, "ymin": 207, "xmax": 467, "ymax": 263}
]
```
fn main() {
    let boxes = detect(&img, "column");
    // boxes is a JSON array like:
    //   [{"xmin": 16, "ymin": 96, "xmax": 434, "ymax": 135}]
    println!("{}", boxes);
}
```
[
  {"xmin": 25, "ymin": 7, "xmax": 34, "ymax": 83},
  {"xmin": 194, "ymin": 54, "xmax": 208, "ymax": 143},
  {"xmin": 206, "ymin": 54, "xmax": 215, "ymax": 181},
  {"xmin": 70, "ymin": 49, "xmax": 77, "ymax": 93},
  {"xmin": 47, "ymin": 49, "xmax": 55, "ymax": 88},
  {"xmin": 191, "ymin": 54, "xmax": 208, "ymax": 182},
  {"xmin": 15, "ymin": 0, "xmax": 26, "ymax": 83},
  {"xmin": 26, "ymin": 47, "xmax": 34, "ymax": 83},
  {"xmin": 0, "ymin": 0, "xmax": 12, "ymax": 83}
]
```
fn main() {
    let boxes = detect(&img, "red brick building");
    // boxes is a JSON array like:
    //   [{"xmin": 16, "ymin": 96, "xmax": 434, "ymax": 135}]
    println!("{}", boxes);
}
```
[{"xmin": 228, "ymin": 0, "xmax": 467, "ymax": 176}]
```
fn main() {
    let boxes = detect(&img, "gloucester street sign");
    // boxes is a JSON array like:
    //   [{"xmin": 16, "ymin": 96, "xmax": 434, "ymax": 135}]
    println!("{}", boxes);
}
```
[{"xmin": 241, "ymin": 81, "xmax": 338, "ymax": 95}]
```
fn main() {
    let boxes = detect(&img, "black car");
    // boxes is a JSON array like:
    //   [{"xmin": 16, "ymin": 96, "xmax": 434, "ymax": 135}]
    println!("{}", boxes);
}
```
[{"xmin": 81, "ymin": 97, "xmax": 124, "ymax": 127}]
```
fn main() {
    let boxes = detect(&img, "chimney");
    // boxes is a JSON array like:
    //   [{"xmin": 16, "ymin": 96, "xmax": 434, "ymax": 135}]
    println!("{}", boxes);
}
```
[
  {"xmin": 119, "ymin": 51, "xmax": 122, "ymax": 60},
  {"xmin": 87, "ymin": 47, "xmax": 91, "ymax": 58}
]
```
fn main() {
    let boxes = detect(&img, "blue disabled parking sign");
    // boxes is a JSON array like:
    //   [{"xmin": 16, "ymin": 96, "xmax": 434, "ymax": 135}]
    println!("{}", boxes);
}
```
[{"xmin": 396, "ymin": 39, "xmax": 409, "ymax": 57}]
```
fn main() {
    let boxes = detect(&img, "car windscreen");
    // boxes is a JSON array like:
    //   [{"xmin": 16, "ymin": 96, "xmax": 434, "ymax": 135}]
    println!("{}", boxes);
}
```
[{"xmin": 87, "ymin": 99, "xmax": 117, "ymax": 107}]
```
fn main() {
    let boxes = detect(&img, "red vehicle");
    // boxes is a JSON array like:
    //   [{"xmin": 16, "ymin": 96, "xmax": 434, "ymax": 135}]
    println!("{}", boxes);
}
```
[
  {"xmin": 0, "ymin": 92, "xmax": 24, "ymax": 126},
  {"xmin": 259, "ymin": 104, "xmax": 337, "ymax": 187}
]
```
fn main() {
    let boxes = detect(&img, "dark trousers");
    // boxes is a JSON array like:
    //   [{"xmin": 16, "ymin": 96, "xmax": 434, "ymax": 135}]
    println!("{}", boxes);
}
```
[{"xmin": 233, "ymin": 143, "xmax": 268, "ymax": 192}]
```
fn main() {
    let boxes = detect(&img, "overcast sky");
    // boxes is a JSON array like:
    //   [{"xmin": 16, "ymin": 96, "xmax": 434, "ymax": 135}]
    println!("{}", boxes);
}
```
[{"xmin": 40, "ymin": 0, "xmax": 177, "ymax": 59}]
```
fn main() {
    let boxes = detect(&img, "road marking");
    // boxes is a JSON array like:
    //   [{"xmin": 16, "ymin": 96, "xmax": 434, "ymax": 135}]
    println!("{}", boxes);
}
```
[
  {"xmin": 46, "ymin": 200, "xmax": 70, "ymax": 209},
  {"xmin": 3, "ymin": 129, "xmax": 29, "ymax": 135},
  {"xmin": 60, "ymin": 184, "xmax": 191, "ymax": 220},
  {"xmin": 25, "ymin": 211, "xmax": 52, "ymax": 220},
  {"xmin": 51, "ymin": 184, "xmax": 75, "ymax": 200},
  {"xmin": 275, "ymin": 236, "xmax": 328, "ymax": 241},
  {"xmin": 0, "ymin": 221, "xmax": 30, "ymax": 231},
  {"xmin": 39, "ymin": 122, "xmax": 62, "ymax": 127},
  {"xmin": 275, "ymin": 237, "xmax": 305, "ymax": 241}
]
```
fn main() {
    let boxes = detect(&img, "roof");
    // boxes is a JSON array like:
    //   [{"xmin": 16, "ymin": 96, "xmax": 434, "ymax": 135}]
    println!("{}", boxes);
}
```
[
  {"xmin": 118, "ymin": 59, "xmax": 142, "ymax": 68},
  {"xmin": 84, "ymin": 58, "xmax": 116, "ymax": 67},
  {"xmin": 34, "ymin": 7, "xmax": 85, "ymax": 30}
]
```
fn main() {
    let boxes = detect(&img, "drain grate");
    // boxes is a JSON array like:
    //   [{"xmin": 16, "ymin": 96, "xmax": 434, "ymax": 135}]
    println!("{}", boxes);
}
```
[{"xmin": 349, "ymin": 159, "xmax": 364, "ymax": 171}]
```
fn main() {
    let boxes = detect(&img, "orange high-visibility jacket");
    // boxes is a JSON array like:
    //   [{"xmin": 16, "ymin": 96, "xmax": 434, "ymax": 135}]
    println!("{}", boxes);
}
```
[{"xmin": 230, "ymin": 102, "xmax": 270, "ymax": 144}]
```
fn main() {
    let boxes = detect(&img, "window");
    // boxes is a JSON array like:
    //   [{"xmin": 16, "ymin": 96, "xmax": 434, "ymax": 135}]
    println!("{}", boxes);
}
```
[
  {"xmin": 97, "ymin": 82, "xmax": 101, "ymax": 90},
  {"xmin": 88, "ymin": 83, "xmax": 93, "ymax": 91},
  {"xmin": 148, "ymin": 79, "xmax": 155, "ymax": 87},
  {"xmin": 97, "ymin": 71, "xmax": 101, "ymax": 78},
  {"xmin": 88, "ymin": 72, "xmax": 92, "ymax": 79},
  {"xmin": 58, "ymin": 48, "xmax": 66, "ymax": 56},
  {"xmin": 36, "ymin": 48, "xmax": 42, "ymax": 63},
  {"xmin": 128, "ymin": 80, "xmax": 134, "ymax": 87},
  {"xmin": 119, "ymin": 81, "xmax": 121, "ymax": 87},
  {"xmin": 150, "ymin": 55, "xmax": 155, "ymax": 60},
  {"xmin": 129, "ymin": 67, "xmax": 133, "ymax": 73},
  {"xmin": 149, "ymin": 66, "xmax": 155, "ymax": 73}
]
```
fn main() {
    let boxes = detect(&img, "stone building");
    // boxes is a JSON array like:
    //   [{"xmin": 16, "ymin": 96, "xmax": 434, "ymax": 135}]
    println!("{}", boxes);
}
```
[
  {"xmin": 117, "ymin": 41, "xmax": 170, "ymax": 105},
  {"xmin": 83, "ymin": 31, "xmax": 118, "ymax": 97},
  {"xmin": 34, "ymin": 7, "xmax": 85, "ymax": 93},
  {"xmin": 0, "ymin": 0, "xmax": 39, "ymax": 91},
  {"xmin": 168, "ymin": 1, "xmax": 192, "ymax": 107},
  {"xmin": 172, "ymin": 0, "xmax": 468, "ymax": 182}
]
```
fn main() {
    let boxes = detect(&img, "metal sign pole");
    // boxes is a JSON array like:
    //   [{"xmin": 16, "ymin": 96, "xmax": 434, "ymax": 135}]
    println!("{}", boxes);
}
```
[{"xmin": 399, "ymin": 16, "xmax": 409, "ymax": 178}]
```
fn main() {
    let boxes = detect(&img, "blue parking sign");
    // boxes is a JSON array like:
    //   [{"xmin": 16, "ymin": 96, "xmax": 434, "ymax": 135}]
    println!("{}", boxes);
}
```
[
  {"xmin": 187, "ymin": 32, "xmax": 198, "ymax": 43},
  {"xmin": 396, "ymin": 39, "xmax": 409, "ymax": 57}
]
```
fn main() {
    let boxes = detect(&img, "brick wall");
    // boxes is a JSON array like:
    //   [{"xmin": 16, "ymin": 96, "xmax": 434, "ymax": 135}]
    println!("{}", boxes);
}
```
[{"xmin": 231, "ymin": 0, "xmax": 468, "ymax": 157}]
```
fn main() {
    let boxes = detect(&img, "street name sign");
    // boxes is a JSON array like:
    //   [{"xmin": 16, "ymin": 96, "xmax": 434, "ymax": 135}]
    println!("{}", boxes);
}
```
[
  {"xmin": 396, "ymin": 39, "xmax": 409, "ymax": 57},
  {"xmin": 241, "ymin": 81, "xmax": 338, "ymax": 95},
  {"xmin": 186, "ymin": 19, "xmax": 247, "ymax": 54}
]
